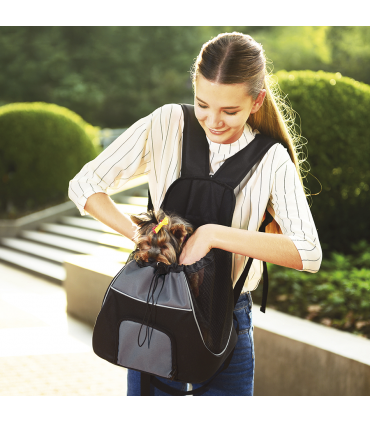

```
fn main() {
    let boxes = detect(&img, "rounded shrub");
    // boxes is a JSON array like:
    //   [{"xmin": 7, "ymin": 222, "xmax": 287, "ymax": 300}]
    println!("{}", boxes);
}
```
[
  {"xmin": 0, "ymin": 102, "xmax": 99, "ymax": 218},
  {"xmin": 275, "ymin": 70, "xmax": 370, "ymax": 253}
]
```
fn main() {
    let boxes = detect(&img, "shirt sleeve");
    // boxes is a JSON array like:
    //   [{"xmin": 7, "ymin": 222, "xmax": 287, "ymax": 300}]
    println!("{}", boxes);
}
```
[
  {"xmin": 268, "ymin": 148, "xmax": 322, "ymax": 273},
  {"xmin": 68, "ymin": 110, "xmax": 154, "ymax": 216}
]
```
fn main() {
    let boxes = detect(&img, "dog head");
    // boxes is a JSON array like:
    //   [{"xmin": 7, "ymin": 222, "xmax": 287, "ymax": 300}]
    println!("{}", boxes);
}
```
[{"xmin": 130, "ymin": 209, "xmax": 194, "ymax": 265}]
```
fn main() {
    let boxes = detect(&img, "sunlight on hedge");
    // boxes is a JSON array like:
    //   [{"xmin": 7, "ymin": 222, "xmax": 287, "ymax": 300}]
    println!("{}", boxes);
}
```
[{"xmin": 0, "ymin": 102, "xmax": 99, "ymax": 218}]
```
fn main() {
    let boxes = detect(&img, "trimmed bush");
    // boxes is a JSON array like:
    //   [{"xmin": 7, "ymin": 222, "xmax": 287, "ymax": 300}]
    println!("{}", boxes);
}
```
[
  {"xmin": 275, "ymin": 70, "xmax": 370, "ymax": 253},
  {"xmin": 252, "ymin": 240, "xmax": 370, "ymax": 339},
  {"xmin": 0, "ymin": 102, "xmax": 99, "ymax": 218}
]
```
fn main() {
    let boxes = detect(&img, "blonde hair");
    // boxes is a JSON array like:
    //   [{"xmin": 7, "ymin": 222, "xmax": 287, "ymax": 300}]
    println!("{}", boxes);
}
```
[{"xmin": 191, "ymin": 32, "xmax": 307, "ymax": 234}]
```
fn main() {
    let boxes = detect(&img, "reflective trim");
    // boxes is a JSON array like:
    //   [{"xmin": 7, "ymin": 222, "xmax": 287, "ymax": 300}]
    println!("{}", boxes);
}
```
[
  {"xmin": 110, "ymin": 286, "xmax": 192, "ymax": 311},
  {"xmin": 101, "ymin": 262, "xmax": 130, "ymax": 307},
  {"xmin": 183, "ymin": 276, "xmax": 233, "ymax": 357}
]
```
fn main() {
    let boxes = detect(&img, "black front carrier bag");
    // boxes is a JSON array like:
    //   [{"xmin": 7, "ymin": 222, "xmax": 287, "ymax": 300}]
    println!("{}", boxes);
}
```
[{"xmin": 92, "ymin": 104, "xmax": 279, "ymax": 395}]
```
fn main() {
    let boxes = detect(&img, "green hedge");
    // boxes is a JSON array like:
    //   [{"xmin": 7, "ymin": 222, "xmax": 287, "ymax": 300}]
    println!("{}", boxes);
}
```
[
  {"xmin": 252, "ymin": 240, "xmax": 370, "ymax": 339},
  {"xmin": 0, "ymin": 102, "xmax": 99, "ymax": 218},
  {"xmin": 275, "ymin": 70, "xmax": 370, "ymax": 253}
]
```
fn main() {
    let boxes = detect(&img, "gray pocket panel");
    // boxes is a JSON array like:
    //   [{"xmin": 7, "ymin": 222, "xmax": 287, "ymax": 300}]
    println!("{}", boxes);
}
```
[
  {"xmin": 112, "ymin": 261, "xmax": 191, "ymax": 310},
  {"xmin": 117, "ymin": 320, "xmax": 173, "ymax": 378}
]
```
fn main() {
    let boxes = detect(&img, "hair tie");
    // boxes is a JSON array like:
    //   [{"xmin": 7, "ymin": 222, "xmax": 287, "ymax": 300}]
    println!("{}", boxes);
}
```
[{"xmin": 152, "ymin": 216, "xmax": 169, "ymax": 234}]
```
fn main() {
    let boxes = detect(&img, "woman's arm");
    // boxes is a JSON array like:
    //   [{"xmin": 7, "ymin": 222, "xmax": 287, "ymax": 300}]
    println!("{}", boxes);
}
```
[
  {"xmin": 83, "ymin": 192, "xmax": 137, "ymax": 241},
  {"xmin": 68, "ymin": 113, "xmax": 152, "ymax": 217},
  {"xmin": 179, "ymin": 147, "xmax": 321, "ymax": 270},
  {"xmin": 178, "ymin": 224, "xmax": 302, "ymax": 269},
  {"xmin": 211, "ymin": 225, "xmax": 302, "ymax": 269}
]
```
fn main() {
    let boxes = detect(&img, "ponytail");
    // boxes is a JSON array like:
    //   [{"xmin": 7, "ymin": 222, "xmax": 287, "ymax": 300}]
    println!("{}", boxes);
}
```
[{"xmin": 193, "ymin": 32, "xmax": 308, "ymax": 234}]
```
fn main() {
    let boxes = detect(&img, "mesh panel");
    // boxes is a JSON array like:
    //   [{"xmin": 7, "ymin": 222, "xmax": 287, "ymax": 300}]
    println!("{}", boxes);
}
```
[{"xmin": 184, "ymin": 248, "xmax": 234, "ymax": 355}]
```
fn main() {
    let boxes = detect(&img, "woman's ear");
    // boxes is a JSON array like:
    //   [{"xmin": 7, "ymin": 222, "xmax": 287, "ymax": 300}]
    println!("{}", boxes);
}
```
[{"xmin": 250, "ymin": 89, "xmax": 266, "ymax": 115}]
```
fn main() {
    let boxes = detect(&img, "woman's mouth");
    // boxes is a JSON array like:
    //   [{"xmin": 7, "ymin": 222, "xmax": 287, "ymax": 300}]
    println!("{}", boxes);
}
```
[{"xmin": 208, "ymin": 128, "xmax": 226, "ymax": 135}]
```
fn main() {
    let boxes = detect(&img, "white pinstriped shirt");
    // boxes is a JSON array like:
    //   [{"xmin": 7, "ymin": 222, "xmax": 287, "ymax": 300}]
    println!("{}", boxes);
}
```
[{"xmin": 68, "ymin": 104, "xmax": 322, "ymax": 292}]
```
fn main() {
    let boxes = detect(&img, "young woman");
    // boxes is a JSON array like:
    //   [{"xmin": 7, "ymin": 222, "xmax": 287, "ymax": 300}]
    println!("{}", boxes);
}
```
[{"xmin": 68, "ymin": 32, "xmax": 322, "ymax": 396}]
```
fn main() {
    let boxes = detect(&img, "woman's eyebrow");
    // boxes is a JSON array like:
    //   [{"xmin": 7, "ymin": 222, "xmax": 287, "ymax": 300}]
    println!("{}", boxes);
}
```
[
  {"xmin": 196, "ymin": 96, "xmax": 207, "ymax": 104},
  {"xmin": 196, "ymin": 96, "xmax": 240, "ymax": 109}
]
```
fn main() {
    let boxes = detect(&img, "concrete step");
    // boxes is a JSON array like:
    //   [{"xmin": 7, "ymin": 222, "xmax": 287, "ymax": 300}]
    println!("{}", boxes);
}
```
[
  {"xmin": 20, "ymin": 230, "xmax": 130, "ymax": 260},
  {"xmin": 39, "ymin": 223, "xmax": 135, "ymax": 250},
  {"xmin": 0, "ymin": 197, "xmax": 147, "ymax": 283},
  {"xmin": 59, "ymin": 216, "xmax": 118, "ymax": 233},
  {"xmin": 0, "ymin": 237, "xmax": 76, "ymax": 263},
  {"xmin": 0, "ymin": 247, "xmax": 65, "ymax": 281},
  {"xmin": 0, "ymin": 237, "xmax": 130, "ymax": 264}
]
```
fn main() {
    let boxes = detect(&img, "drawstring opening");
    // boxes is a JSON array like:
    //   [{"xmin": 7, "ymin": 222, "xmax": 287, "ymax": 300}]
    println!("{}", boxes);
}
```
[{"xmin": 138, "ymin": 262, "xmax": 168, "ymax": 348}]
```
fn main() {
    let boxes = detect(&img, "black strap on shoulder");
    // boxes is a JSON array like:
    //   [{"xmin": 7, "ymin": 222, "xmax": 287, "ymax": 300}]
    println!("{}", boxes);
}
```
[
  {"xmin": 213, "ymin": 134, "xmax": 279, "ymax": 189},
  {"xmin": 146, "ymin": 104, "xmax": 209, "ymax": 207},
  {"xmin": 233, "ymin": 210, "xmax": 274, "ymax": 312},
  {"xmin": 180, "ymin": 104, "xmax": 279, "ymax": 190},
  {"xmin": 180, "ymin": 104, "xmax": 209, "ymax": 178}
]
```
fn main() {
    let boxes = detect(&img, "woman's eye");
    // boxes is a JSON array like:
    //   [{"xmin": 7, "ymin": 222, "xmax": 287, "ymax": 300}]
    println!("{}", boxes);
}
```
[{"xmin": 197, "ymin": 103, "xmax": 238, "ymax": 115}]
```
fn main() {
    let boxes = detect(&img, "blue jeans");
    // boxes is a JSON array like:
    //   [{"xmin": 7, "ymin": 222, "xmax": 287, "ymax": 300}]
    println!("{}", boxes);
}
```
[{"xmin": 127, "ymin": 292, "xmax": 255, "ymax": 396}]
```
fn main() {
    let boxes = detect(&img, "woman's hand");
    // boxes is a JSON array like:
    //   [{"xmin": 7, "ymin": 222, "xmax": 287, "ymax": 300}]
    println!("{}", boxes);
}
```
[{"xmin": 178, "ymin": 224, "xmax": 214, "ymax": 265}]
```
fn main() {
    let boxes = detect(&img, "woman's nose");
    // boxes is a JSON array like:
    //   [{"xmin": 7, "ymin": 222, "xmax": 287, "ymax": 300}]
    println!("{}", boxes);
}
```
[{"xmin": 206, "ymin": 113, "xmax": 222, "ymax": 129}]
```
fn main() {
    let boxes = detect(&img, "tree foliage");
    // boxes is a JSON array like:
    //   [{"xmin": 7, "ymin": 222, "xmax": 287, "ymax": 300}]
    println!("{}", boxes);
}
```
[
  {"xmin": 1, "ymin": 27, "xmax": 370, "ymax": 128},
  {"xmin": 0, "ymin": 27, "xmax": 206, "ymax": 127}
]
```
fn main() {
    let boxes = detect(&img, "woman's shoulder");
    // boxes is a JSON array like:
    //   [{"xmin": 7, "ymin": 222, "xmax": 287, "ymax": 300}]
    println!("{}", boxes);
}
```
[
  {"xmin": 259, "ymin": 137, "xmax": 293, "ymax": 171},
  {"xmin": 152, "ymin": 103, "xmax": 184, "ymax": 120},
  {"xmin": 147, "ymin": 104, "xmax": 185, "ymax": 136}
]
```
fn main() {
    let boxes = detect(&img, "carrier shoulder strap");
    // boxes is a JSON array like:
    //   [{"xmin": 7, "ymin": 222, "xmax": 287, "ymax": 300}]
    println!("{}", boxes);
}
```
[
  {"xmin": 147, "ymin": 104, "xmax": 208, "ymax": 209},
  {"xmin": 212, "ymin": 135, "xmax": 279, "ymax": 189},
  {"xmin": 233, "ymin": 210, "xmax": 274, "ymax": 313},
  {"xmin": 148, "ymin": 104, "xmax": 280, "ymax": 209},
  {"xmin": 180, "ymin": 104, "xmax": 279, "ymax": 188},
  {"xmin": 180, "ymin": 104, "xmax": 210, "ymax": 178}
]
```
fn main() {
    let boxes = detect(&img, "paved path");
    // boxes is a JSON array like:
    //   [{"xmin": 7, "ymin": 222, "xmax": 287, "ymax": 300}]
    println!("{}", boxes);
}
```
[{"xmin": 0, "ymin": 262, "xmax": 127, "ymax": 396}]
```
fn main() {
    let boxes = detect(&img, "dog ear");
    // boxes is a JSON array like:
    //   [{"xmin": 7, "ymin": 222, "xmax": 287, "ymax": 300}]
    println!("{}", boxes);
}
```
[
  {"xmin": 130, "ymin": 215, "xmax": 144, "ymax": 225},
  {"xmin": 130, "ymin": 212, "xmax": 156, "ymax": 227},
  {"xmin": 186, "ymin": 226, "xmax": 194, "ymax": 235},
  {"xmin": 170, "ymin": 224, "xmax": 186, "ymax": 241}
]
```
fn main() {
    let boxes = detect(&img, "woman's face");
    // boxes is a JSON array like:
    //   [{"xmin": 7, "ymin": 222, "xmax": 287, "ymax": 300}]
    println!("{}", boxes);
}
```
[{"xmin": 194, "ymin": 74, "xmax": 265, "ymax": 145}]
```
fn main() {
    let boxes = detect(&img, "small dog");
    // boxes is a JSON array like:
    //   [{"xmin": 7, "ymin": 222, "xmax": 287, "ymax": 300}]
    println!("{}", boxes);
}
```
[{"xmin": 129, "ymin": 209, "xmax": 202, "ymax": 297}]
